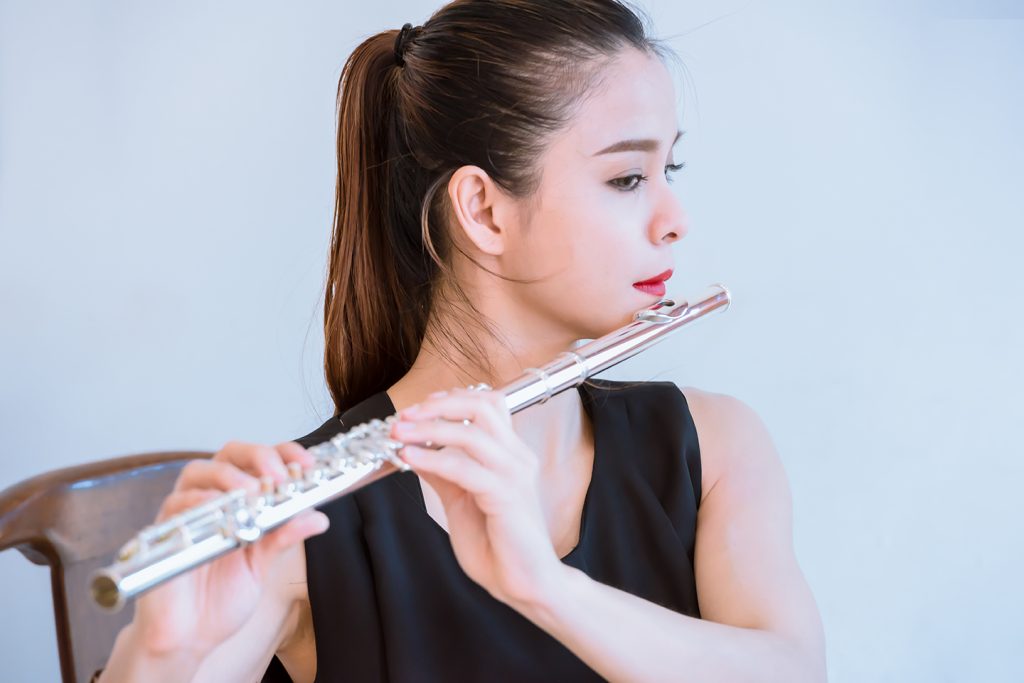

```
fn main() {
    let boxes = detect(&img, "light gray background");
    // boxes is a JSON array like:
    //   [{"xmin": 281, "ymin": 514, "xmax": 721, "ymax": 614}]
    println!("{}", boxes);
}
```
[{"xmin": 2, "ymin": 1, "xmax": 1021, "ymax": 681}]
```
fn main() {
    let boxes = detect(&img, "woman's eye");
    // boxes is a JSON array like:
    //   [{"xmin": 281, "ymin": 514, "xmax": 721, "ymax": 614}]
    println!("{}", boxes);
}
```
[
  {"xmin": 609, "ymin": 174, "xmax": 648, "ymax": 192},
  {"xmin": 610, "ymin": 161, "xmax": 686, "ymax": 192},
  {"xmin": 665, "ymin": 161, "xmax": 686, "ymax": 184}
]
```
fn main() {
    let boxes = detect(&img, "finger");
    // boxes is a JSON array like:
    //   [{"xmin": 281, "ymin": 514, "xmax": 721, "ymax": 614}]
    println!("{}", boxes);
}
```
[
  {"xmin": 462, "ymin": 386, "xmax": 513, "ymax": 426},
  {"xmin": 392, "ymin": 420, "xmax": 510, "ymax": 472},
  {"xmin": 436, "ymin": 386, "xmax": 510, "ymax": 417},
  {"xmin": 249, "ymin": 510, "xmax": 330, "ymax": 579},
  {"xmin": 216, "ymin": 441, "xmax": 290, "ymax": 482},
  {"xmin": 173, "ymin": 459, "xmax": 261, "ymax": 495},
  {"xmin": 274, "ymin": 441, "xmax": 316, "ymax": 470},
  {"xmin": 400, "ymin": 445, "xmax": 501, "ymax": 496},
  {"xmin": 155, "ymin": 487, "xmax": 224, "ymax": 523},
  {"xmin": 399, "ymin": 390, "xmax": 512, "ymax": 434},
  {"xmin": 392, "ymin": 390, "xmax": 514, "ymax": 450}
]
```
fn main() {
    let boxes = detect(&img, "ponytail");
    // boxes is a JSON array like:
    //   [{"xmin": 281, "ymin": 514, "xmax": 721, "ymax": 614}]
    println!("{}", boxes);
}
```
[{"xmin": 324, "ymin": 31, "xmax": 431, "ymax": 416}]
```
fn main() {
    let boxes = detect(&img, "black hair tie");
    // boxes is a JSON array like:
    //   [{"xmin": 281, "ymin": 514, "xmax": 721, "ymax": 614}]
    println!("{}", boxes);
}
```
[{"xmin": 393, "ymin": 23, "xmax": 420, "ymax": 68}]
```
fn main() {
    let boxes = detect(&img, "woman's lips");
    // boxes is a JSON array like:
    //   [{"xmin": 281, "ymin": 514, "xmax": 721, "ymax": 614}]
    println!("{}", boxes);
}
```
[
  {"xmin": 632, "ymin": 268, "xmax": 673, "ymax": 297},
  {"xmin": 633, "ymin": 281, "xmax": 667, "ymax": 297}
]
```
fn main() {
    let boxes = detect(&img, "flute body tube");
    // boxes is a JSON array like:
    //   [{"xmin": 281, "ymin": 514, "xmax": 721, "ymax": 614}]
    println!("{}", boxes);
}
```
[{"xmin": 90, "ymin": 284, "xmax": 731, "ymax": 611}]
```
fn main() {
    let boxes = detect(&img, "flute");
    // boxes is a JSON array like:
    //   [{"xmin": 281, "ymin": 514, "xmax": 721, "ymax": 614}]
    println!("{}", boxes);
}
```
[{"xmin": 90, "ymin": 283, "xmax": 731, "ymax": 611}]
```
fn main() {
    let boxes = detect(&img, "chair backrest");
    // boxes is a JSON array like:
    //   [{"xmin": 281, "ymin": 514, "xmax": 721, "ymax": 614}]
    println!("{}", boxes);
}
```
[{"xmin": 0, "ymin": 451, "xmax": 212, "ymax": 683}]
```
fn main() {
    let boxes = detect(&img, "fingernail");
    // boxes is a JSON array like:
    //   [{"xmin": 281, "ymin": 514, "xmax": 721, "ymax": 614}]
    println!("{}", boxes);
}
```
[{"xmin": 401, "ymin": 405, "xmax": 420, "ymax": 417}]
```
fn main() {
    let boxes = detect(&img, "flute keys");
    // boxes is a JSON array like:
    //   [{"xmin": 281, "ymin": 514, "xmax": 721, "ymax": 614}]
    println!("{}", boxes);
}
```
[
  {"xmin": 229, "ymin": 506, "xmax": 262, "ymax": 543},
  {"xmin": 175, "ymin": 521, "xmax": 194, "ymax": 547},
  {"xmin": 117, "ymin": 538, "xmax": 141, "ymax": 562},
  {"xmin": 277, "ymin": 463, "xmax": 313, "ymax": 496},
  {"xmin": 258, "ymin": 476, "xmax": 285, "ymax": 507}
]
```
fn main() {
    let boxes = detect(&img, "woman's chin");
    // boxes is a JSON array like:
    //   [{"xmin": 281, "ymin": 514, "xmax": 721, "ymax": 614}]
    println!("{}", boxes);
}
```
[{"xmin": 576, "ymin": 307, "xmax": 638, "ymax": 342}]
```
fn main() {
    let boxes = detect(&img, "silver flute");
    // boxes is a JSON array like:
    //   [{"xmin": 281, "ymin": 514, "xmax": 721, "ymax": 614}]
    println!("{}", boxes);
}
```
[{"xmin": 90, "ymin": 284, "xmax": 731, "ymax": 611}]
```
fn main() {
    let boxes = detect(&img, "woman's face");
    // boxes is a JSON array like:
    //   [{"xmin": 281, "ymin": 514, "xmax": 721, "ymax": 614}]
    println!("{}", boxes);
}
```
[{"xmin": 505, "ymin": 47, "xmax": 689, "ymax": 340}]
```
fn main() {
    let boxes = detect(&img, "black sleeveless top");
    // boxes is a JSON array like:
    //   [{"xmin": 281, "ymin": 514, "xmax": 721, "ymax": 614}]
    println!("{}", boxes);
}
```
[{"xmin": 262, "ymin": 378, "xmax": 702, "ymax": 682}]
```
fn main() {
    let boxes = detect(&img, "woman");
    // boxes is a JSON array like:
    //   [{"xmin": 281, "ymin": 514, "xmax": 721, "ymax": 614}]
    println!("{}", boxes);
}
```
[{"xmin": 98, "ymin": 1, "xmax": 826, "ymax": 681}]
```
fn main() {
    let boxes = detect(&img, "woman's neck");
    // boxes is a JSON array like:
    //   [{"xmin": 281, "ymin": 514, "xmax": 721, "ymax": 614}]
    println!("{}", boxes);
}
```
[{"xmin": 385, "ymin": 324, "xmax": 590, "ymax": 471}]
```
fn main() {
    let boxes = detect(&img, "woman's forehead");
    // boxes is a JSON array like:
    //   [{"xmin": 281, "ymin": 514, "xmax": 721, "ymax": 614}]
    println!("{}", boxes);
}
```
[{"xmin": 559, "ymin": 50, "xmax": 679, "ymax": 159}]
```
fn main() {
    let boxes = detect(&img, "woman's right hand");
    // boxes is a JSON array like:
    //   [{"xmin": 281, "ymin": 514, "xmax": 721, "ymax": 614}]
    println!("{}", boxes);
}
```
[{"xmin": 129, "ymin": 441, "xmax": 330, "ymax": 661}]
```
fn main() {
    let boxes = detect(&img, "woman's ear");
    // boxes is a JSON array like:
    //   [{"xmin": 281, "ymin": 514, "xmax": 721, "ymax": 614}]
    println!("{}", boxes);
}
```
[{"xmin": 447, "ymin": 165, "xmax": 514, "ymax": 256}]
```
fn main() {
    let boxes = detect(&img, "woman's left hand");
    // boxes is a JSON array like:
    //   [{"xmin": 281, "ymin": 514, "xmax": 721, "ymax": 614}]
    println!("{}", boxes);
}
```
[{"xmin": 389, "ymin": 386, "xmax": 566, "ymax": 609}]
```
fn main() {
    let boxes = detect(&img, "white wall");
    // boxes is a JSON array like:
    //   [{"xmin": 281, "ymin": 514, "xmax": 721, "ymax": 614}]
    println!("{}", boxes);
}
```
[{"xmin": 1, "ymin": 1, "xmax": 1021, "ymax": 680}]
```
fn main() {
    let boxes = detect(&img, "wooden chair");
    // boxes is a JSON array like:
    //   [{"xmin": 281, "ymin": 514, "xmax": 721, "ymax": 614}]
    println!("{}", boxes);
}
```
[{"xmin": 0, "ymin": 451, "xmax": 212, "ymax": 683}]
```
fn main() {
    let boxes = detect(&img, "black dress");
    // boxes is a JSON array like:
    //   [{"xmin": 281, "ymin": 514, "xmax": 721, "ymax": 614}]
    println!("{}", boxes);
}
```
[{"xmin": 262, "ymin": 378, "xmax": 703, "ymax": 682}]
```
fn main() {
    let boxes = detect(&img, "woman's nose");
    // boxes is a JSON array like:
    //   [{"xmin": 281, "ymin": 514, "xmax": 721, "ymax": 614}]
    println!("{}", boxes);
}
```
[{"xmin": 650, "ymin": 185, "xmax": 689, "ymax": 244}]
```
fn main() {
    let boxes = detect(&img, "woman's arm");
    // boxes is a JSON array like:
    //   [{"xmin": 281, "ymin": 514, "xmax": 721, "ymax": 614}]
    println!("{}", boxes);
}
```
[
  {"xmin": 511, "ymin": 388, "xmax": 827, "ymax": 683},
  {"xmin": 96, "ymin": 622, "xmax": 205, "ymax": 683}
]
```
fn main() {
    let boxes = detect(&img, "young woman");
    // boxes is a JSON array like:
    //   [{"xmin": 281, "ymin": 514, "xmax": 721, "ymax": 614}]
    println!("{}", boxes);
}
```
[{"xmin": 97, "ymin": 1, "xmax": 826, "ymax": 681}]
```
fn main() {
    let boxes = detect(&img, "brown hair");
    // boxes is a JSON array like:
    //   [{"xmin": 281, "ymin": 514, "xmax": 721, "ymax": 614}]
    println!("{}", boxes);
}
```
[{"xmin": 324, "ymin": 0, "xmax": 666, "ymax": 415}]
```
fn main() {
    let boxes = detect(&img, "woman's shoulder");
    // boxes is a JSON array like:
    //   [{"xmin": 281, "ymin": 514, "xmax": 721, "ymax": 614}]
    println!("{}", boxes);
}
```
[
  {"xmin": 589, "ymin": 379, "xmax": 771, "ymax": 506},
  {"xmin": 673, "ymin": 385, "xmax": 780, "ymax": 507},
  {"xmin": 291, "ymin": 389, "xmax": 395, "ymax": 448},
  {"xmin": 291, "ymin": 414, "xmax": 346, "ymax": 449},
  {"xmin": 583, "ymin": 377, "xmax": 691, "ymax": 410},
  {"xmin": 585, "ymin": 376, "xmax": 724, "ymax": 421}
]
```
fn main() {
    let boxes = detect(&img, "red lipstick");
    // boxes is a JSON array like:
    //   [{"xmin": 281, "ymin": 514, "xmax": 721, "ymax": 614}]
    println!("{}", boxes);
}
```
[{"xmin": 632, "ymin": 269, "xmax": 673, "ymax": 297}]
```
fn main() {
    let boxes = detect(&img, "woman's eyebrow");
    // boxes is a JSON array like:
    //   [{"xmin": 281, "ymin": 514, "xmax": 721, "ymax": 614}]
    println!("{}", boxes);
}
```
[{"xmin": 592, "ymin": 130, "xmax": 684, "ymax": 156}]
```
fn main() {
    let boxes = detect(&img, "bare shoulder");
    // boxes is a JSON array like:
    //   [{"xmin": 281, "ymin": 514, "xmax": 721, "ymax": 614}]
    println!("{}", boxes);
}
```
[
  {"xmin": 675, "ymin": 384, "xmax": 827, "ymax": 677},
  {"xmin": 675, "ymin": 385, "xmax": 774, "ymax": 505}
]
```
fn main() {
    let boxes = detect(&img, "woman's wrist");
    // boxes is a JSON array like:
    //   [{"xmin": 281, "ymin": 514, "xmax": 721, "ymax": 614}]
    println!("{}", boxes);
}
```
[
  {"xmin": 98, "ymin": 621, "xmax": 208, "ymax": 683},
  {"xmin": 505, "ymin": 561, "xmax": 578, "ymax": 625},
  {"xmin": 510, "ymin": 563, "xmax": 597, "ymax": 643}
]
